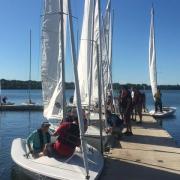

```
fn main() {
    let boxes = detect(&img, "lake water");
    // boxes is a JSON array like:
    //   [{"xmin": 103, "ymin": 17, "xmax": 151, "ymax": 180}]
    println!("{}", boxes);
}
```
[{"xmin": 0, "ymin": 89, "xmax": 180, "ymax": 180}]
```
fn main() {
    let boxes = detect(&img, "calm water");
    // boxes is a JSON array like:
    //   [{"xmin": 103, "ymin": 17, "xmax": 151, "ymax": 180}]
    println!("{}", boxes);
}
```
[{"xmin": 0, "ymin": 89, "xmax": 180, "ymax": 180}]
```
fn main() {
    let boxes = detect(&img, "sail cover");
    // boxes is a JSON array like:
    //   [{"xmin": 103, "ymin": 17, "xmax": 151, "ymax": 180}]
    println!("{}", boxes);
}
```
[
  {"xmin": 74, "ymin": 0, "xmax": 94, "ymax": 106},
  {"xmin": 41, "ymin": 0, "xmax": 67, "ymax": 119},
  {"xmin": 149, "ymin": 7, "xmax": 157, "ymax": 100}
]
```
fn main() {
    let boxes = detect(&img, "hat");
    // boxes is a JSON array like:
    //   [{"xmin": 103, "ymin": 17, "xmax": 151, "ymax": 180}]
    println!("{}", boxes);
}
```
[{"xmin": 41, "ymin": 121, "xmax": 51, "ymax": 128}]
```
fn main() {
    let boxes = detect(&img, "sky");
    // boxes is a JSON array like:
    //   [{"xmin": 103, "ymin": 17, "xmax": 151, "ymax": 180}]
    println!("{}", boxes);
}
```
[{"xmin": 0, "ymin": 0, "xmax": 180, "ymax": 85}]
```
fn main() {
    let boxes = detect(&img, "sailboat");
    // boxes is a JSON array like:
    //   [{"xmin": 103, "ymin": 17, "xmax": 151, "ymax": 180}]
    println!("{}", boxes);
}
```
[
  {"xmin": 148, "ymin": 6, "xmax": 176, "ymax": 118},
  {"xmin": 22, "ymin": 30, "xmax": 36, "ymax": 106},
  {"xmin": 49, "ymin": 0, "xmax": 111, "ymax": 152},
  {"xmin": 11, "ymin": 0, "xmax": 103, "ymax": 179},
  {"xmin": 20, "ymin": 30, "xmax": 44, "ymax": 111}
]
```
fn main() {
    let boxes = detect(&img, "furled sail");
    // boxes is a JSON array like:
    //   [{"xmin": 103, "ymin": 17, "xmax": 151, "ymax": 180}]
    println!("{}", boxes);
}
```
[
  {"xmin": 41, "ymin": 0, "xmax": 67, "ymax": 119},
  {"xmin": 149, "ymin": 7, "xmax": 157, "ymax": 100},
  {"xmin": 90, "ymin": 0, "xmax": 100, "ymax": 105},
  {"xmin": 74, "ymin": 0, "xmax": 94, "ymax": 106},
  {"xmin": 101, "ymin": 0, "xmax": 112, "ymax": 98}
]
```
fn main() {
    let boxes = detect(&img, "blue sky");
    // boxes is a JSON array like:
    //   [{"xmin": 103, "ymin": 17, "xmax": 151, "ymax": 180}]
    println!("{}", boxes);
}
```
[{"xmin": 0, "ymin": 0, "xmax": 179, "ymax": 85}]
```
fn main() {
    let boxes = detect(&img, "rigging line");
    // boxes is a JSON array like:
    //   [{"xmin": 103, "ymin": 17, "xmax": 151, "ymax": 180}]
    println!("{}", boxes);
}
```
[{"xmin": 41, "ymin": 11, "xmax": 78, "ymax": 20}]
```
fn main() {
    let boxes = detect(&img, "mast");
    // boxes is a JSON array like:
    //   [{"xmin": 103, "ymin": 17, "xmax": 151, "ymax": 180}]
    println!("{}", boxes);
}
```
[
  {"xmin": 97, "ymin": 0, "xmax": 104, "ymax": 154},
  {"xmin": 59, "ymin": 0, "xmax": 66, "ymax": 118},
  {"xmin": 67, "ymin": 0, "xmax": 89, "ymax": 178},
  {"xmin": 88, "ymin": 0, "xmax": 96, "ymax": 125},
  {"xmin": 0, "ymin": 79, "xmax": 1, "ymax": 105},
  {"xmin": 28, "ymin": 29, "xmax": 32, "ymax": 104},
  {"xmin": 96, "ymin": 43, "xmax": 103, "ymax": 154},
  {"xmin": 109, "ymin": 9, "xmax": 116, "ymax": 113}
]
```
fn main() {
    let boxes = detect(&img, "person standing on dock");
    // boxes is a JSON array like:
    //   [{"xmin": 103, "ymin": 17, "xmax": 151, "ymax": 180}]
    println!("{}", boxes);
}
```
[
  {"xmin": 132, "ymin": 88, "xmax": 143, "ymax": 124},
  {"xmin": 141, "ymin": 92, "xmax": 148, "ymax": 112},
  {"xmin": 120, "ymin": 86, "xmax": 133, "ymax": 136},
  {"xmin": 154, "ymin": 89, "xmax": 163, "ymax": 112}
]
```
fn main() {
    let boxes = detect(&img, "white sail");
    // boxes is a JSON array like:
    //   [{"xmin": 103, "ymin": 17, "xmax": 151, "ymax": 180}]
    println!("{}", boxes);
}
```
[
  {"xmin": 90, "ymin": 0, "xmax": 100, "ymax": 105},
  {"xmin": 101, "ymin": 0, "xmax": 111, "ymax": 98},
  {"xmin": 74, "ymin": 0, "xmax": 94, "ymax": 106},
  {"xmin": 149, "ymin": 7, "xmax": 157, "ymax": 99},
  {"xmin": 41, "ymin": 0, "xmax": 67, "ymax": 119},
  {"xmin": 108, "ymin": 12, "xmax": 113, "ymax": 90}
]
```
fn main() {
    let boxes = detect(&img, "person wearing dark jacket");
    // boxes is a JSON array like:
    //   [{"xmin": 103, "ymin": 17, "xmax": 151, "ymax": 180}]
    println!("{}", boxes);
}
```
[
  {"xmin": 154, "ymin": 89, "xmax": 163, "ymax": 112},
  {"xmin": 49, "ymin": 116, "xmax": 80, "ymax": 157},
  {"xmin": 120, "ymin": 86, "xmax": 133, "ymax": 136}
]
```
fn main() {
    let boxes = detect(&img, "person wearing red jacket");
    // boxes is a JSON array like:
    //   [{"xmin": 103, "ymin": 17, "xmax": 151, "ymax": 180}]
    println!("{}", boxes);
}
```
[{"xmin": 52, "ymin": 118, "xmax": 80, "ymax": 157}]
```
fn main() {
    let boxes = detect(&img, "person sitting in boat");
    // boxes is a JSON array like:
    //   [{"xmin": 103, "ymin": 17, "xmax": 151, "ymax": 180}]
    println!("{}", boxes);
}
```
[
  {"xmin": 154, "ymin": 89, "xmax": 163, "ymax": 112},
  {"xmin": 62, "ymin": 108, "xmax": 88, "ymax": 133},
  {"xmin": 2, "ymin": 96, "xmax": 7, "ymax": 104},
  {"xmin": 26, "ymin": 121, "xmax": 51, "ymax": 158},
  {"xmin": 51, "ymin": 117, "xmax": 81, "ymax": 157},
  {"xmin": 105, "ymin": 110, "xmax": 123, "ymax": 137}
]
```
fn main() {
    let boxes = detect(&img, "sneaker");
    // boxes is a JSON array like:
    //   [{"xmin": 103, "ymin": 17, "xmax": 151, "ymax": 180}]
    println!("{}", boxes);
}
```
[
  {"xmin": 123, "ymin": 131, "xmax": 129, "ymax": 135},
  {"xmin": 136, "ymin": 121, "xmax": 142, "ymax": 124},
  {"xmin": 124, "ymin": 131, "xmax": 133, "ymax": 136}
]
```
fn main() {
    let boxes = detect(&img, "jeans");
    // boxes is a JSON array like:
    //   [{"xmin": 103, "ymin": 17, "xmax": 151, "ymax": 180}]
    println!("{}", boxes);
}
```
[{"xmin": 155, "ymin": 100, "xmax": 162, "ymax": 112}]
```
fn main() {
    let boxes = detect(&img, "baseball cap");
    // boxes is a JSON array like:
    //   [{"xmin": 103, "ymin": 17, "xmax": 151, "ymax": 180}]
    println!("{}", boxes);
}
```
[{"xmin": 41, "ymin": 121, "xmax": 51, "ymax": 127}]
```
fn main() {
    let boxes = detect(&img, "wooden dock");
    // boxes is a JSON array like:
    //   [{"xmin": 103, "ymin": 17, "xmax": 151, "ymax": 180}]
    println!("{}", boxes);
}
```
[
  {"xmin": 100, "ymin": 116, "xmax": 180, "ymax": 180},
  {"xmin": 0, "ymin": 104, "xmax": 43, "ymax": 111}
]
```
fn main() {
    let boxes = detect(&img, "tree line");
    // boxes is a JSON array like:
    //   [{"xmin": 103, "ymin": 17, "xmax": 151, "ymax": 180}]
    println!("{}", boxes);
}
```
[{"xmin": 0, "ymin": 79, "xmax": 180, "ymax": 90}]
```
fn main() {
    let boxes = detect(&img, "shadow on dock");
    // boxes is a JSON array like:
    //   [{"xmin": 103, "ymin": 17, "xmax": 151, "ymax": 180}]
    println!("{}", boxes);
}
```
[
  {"xmin": 100, "ymin": 157, "xmax": 180, "ymax": 180},
  {"xmin": 100, "ymin": 115, "xmax": 180, "ymax": 179},
  {"xmin": 121, "ymin": 133, "xmax": 177, "ymax": 148}
]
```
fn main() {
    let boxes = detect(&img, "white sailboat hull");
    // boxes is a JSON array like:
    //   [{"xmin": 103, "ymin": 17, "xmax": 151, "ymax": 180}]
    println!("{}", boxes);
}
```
[
  {"xmin": 149, "ymin": 107, "xmax": 176, "ymax": 118},
  {"xmin": 11, "ymin": 138, "xmax": 104, "ymax": 180}
]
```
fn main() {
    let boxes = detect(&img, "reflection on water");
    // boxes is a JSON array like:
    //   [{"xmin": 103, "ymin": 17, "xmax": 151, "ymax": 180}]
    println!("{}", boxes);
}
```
[
  {"xmin": 0, "ymin": 111, "xmax": 43, "ymax": 180},
  {"xmin": 0, "ymin": 90, "xmax": 180, "ymax": 180}
]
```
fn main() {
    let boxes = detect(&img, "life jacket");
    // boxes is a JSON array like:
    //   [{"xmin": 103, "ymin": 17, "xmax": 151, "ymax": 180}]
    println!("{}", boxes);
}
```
[
  {"xmin": 57, "ymin": 123, "xmax": 80, "ymax": 148},
  {"xmin": 37, "ymin": 129, "xmax": 51, "ymax": 151}
]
